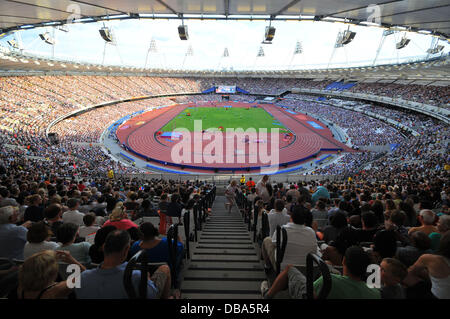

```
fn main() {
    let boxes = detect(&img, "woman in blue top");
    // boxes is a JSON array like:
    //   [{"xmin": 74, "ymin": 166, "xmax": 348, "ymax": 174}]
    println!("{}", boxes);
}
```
[{"xmin": 129, "ymin": 222, "xmax": 184, "ymax": 286}]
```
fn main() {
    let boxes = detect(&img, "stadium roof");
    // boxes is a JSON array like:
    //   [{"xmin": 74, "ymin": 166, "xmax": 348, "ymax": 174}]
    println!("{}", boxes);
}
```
[
  {"xmin": 0, "ymin": 0, "xmax": 450, "ymax": 37},
  {"xmin": 1, "ymin": 43, "xmax": 449, "ymax": 83}
]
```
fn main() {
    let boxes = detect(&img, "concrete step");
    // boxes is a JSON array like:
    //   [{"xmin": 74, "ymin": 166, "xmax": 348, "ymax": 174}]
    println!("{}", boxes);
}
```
[
  {"xmin": 192, "ymin": 249, "xmax": 256, "ymax": 255},
  {"xmin": 195, "ymin": 244, "xmax": 256, "ymax": 249},
  {"xmin": 184, "ymin": 270, "xmax": 266, "ymax": 280},
  {"xmin": 191, "ymin": 255, "xmax": 259, "ymax": 262},
  {"xmin": 200, "ymin": 231, "xmax": 249, "ymax": 235},
  {"xmin": 181, "ymin": 280, "xmax": 262, "ymax": 293},
  {"xmin": 181, "ymin": 195, "xmax": 266, "ymax": 300},
  {"xmin": 198, "ymin": 240, "xmax": 253, "ymax": 244},
  {"xmin": 182, "ymin": 293, "xmax": 261, "ymax": 299},
  {"xmin": 200, "ymin": 236, "xmax": 251, "ymax": 240},
  {"xmin": 188, "ymin": 262, "xmax": 263, "ymax": 270}
]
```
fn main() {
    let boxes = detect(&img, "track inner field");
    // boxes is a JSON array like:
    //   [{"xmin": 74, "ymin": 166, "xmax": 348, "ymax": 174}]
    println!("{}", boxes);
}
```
[{"xmin": 115, "ymin": 101, "xmax": 354, "ymax": 172}]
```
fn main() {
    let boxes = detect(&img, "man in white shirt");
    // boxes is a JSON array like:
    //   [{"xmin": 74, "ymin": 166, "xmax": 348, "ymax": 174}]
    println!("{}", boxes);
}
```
[
  {"xmin": 262, "ymin": 205, "xmax": 318, "ymax": 271},
  {"xmin": 62, "ymin": 198, "xmax": 84, "ymax": 226},
  {"xmin": 268, "ymin": 199, "xmax": 290, "ymax": 237}
]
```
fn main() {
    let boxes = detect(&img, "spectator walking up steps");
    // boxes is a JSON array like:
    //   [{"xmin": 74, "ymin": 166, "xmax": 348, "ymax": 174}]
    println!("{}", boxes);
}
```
[{"xmin": 224, "ymin": 180, "xmax": 239, "ymax": 214}]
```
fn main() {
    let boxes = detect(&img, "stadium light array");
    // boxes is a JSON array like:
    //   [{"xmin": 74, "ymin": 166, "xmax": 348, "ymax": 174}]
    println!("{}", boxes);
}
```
[{"xmin": 39, "ymin": 32, "xmax": 55, "ymax": 45}]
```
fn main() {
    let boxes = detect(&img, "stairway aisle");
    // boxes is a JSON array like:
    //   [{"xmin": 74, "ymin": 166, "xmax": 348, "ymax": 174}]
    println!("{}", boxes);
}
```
[{"xmin": 181, "ymin": 196, "xmax": 266, "ymax": 299}]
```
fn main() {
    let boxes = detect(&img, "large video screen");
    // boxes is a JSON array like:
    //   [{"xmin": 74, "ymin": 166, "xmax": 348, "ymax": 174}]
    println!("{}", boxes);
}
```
[{"xmin": 216, "ymin": 85, "xmax": 236, "ymax": 94}]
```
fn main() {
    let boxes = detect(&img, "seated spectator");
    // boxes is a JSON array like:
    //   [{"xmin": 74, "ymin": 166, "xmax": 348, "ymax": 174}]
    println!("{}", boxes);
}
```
[
  {"xmin": 56, "ymin": 223, "xmax": 91, "ymax": 264},
  {"xmin": 134, "ymin": 199, "xmax": 158, "ymax": 219},
  {"xmin": 0, "ymin": 188, "xmax": 18, "ymax": 208},
  {"xmin": 396, "ymin": 231, "xmax": 432, "ymax": 267},
  {"xmin": 158, "ymin": 194, "xmax": 170, "ymax": 215},
  {"xmin": 409, "ymin": 210, "xmax": 438, "ymax": 236},
  {"xmin": 322, "ymin": 211, "xmax": 348, "ymax": 243},
  {"xmin": 349, "ymin": 215, "xmax": 362, "ymax": 229},
  {"xmin": 286, "ymin": 185, "xmax": 300, "ymax": 203},
  {"xmin": 123, "ymin": 191, "xmax": 140, "ymax": 215},
  {"xmin": 88, "ymin": 225, "xmax": 117, "ymax": 264},
  {"xmin": 429, "ymin": 215, "xmax": 450, "ymax": 252},
  {"xmin": 129, "ymin": 222, "xmax": 184, "ymax": 285},
  {"xmin": 24, "ymin": 194, "xmax": 44, "ymax": 222},
  {"xmin": 356, "ymin": 212, "xmax": 379, "ymax": 243},
  {"xmin": 75, "ymin": 230, "xmax": 171, "ymax": 299},
  {"xmin": 399, "ymin": 201, "xmax": 418, "ymax": 227},
  {"xmin": 314, "ymin": 246, "xmax": 381, "ymax": 299},
  {"xmin": 103, "ymin": 202, "xmax": 138, "ymax": 231},
  {"xmin": 322, "ymin": 226, "xmax": 359, "ymax": 266},
  {"xmin": 371, "ymin": 200, "xmax": 385, "ymax": 224},
  {"xmin": 16, "ymin": 250, "xmax": 85, "ymax": 299},
  {"xmin": 262, "ymin": 205, "xmax": 317, "ymax": 270},
  {"xmin": 371, "ymin": 230, "xmax": 397, "ymax": 264},
  {"xmin": 0, "ymin": 206, "xmax": 31, "ymax": 260},
  {"xmin": 43, "ymin": 204, "xmax": 64, "ymax": 236},
  {"xmin": 23, "ymin": 222, "xmax": 59, "ymax": 259},
  {"xmin": 267, "ymin": 199, "xmax": 290, "ymax": 237},
  {"xmin": 327, "ymin": 198, "xmax": 342, "ymax": 219},
  {"xmin": 384, "ymin": 210, "xmax": 409, "ymax": 244},
  {"xmin": 79, "ymin": 213, "xmax": 100, "ymax": 239},
  {"xmin": 166, "ymin": 193, "xmax": 183, "ymax": 219},
  {"xmin": 404, "ymin": 231, "xmax": 450, "ymax": 299},
  {"xmin": 311, "ymin": 200, "xmax": 328, "ymax": 230},
  {"xmin": 384, "ymin": 199, "xmax": 397, "ymax": 221},
  {"xmin": 62, "ymin": 198, "xmax": 84, "ymax": 226},
  {"xmin": 379, "ymin": 257, "xmax": 407, "ymax": 299},
  {"xmin": 311, "ymin": 185, "xmax": 329, "ymax": 205}
]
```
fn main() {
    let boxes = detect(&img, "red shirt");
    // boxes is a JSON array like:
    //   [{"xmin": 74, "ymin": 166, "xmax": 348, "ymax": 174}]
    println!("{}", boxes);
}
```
[
  {"xmin": 103, "ymin": 219, "xmax": 138, "ymax": 230},
  {"xmin": 246, "ymin": 181, "xmax": 255, "ymax": 189}
]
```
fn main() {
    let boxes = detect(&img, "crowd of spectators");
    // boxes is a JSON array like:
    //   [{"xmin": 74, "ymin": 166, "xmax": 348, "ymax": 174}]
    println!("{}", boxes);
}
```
[
  {"xmin": 228, "ymin": 173, "xmax": 449, "ymax": 299},
  {"xmin": 0, "ymin": 173, "xmax": 215, "ymax": 299}
]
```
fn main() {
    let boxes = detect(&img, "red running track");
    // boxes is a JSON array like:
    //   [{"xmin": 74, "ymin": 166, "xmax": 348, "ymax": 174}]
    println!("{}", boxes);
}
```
[{"xmin": 116, "ymin": 102, "xmax": 354, "ymax": 173}]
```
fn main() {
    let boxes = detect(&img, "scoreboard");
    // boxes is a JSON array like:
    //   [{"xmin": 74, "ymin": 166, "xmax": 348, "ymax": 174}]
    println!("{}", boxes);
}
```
[{"xmin": 216, "ymin": 86, "xmax": 236, "ymax": 94}]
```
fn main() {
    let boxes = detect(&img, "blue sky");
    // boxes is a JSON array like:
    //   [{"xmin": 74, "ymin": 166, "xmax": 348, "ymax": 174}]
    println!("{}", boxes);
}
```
[{"xmin": 1, "ymin": 19, "xmax": 448, "ymax": 70}]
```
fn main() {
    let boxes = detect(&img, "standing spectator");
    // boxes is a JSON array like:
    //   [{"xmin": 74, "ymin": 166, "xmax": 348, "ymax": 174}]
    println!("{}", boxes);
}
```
[
  {"xmin": 225, "ymin": 180, "xmax": 239, "ymax": 214},
  {"xmin": 246, "ymin": 177, "xmax": 255, "ymax": 190},
  {"xmin": 256, "ymin": 175, "xmax": 270, "ymax": 205}
]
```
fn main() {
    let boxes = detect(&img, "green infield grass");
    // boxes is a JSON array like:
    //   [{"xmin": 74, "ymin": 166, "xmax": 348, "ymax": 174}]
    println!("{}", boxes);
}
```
[{"xmin": 160, "ymin": 106, "xmax": 288, "ymax": 132}]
